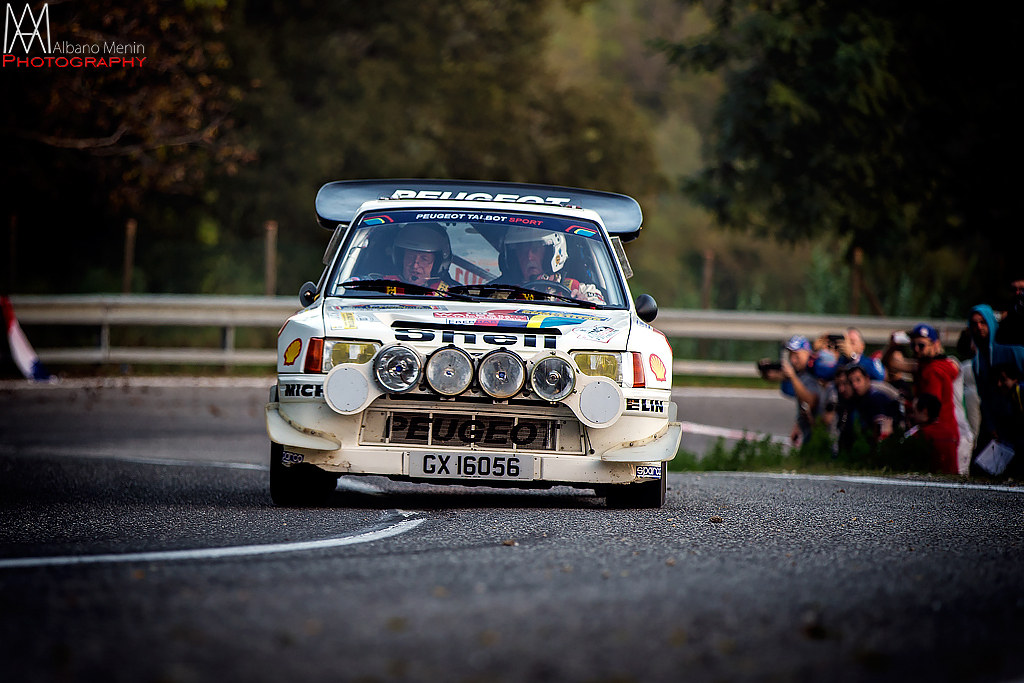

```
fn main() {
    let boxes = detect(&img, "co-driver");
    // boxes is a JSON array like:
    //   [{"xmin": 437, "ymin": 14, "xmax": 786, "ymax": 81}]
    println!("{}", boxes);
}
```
[{"xmin": 499, "ymin": 227, "xmax": 605, "ymax": 304}]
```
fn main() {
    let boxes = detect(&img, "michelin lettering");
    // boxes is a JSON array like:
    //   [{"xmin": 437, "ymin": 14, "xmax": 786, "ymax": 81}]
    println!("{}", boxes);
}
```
[{"xmin": 281, "ymin": 383, "xmax": 324, "ymax": 398}]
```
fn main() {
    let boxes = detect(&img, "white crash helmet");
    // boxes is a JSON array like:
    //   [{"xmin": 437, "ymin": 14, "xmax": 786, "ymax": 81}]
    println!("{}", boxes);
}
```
[{"xmin": 499, "ymin": 227, "xmax": 568, "ymax": 277}]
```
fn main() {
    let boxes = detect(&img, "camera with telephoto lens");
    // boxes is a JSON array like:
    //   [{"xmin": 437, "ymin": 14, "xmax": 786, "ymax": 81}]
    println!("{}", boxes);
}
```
[
  {"xmin": 825, "ymin": 333, "xmax": 845, "ymax": 350},
  {"xmin": 756, "ymin": 358, "xmax": 783, "ymax": 377}
]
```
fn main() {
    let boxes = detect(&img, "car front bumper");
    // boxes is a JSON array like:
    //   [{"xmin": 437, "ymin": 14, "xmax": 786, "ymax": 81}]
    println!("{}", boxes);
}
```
[{"xmin": 265, "ymin": 391, "xmax": 681, "ymax": 486}]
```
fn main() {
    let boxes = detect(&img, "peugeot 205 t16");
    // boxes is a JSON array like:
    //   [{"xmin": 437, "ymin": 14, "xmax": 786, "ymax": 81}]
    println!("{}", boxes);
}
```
[{"xmin": 266, "ymin": 180, "xmax": 681, "ymax": 508}]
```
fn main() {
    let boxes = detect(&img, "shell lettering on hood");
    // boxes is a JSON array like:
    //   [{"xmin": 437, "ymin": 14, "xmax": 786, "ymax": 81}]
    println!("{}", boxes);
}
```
[{"xmin": 394, "ymin": 328, "xmax": 558, "ymax": 349}]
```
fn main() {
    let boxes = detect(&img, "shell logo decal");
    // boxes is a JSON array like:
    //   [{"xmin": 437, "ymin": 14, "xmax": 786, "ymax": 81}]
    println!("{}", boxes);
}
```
[
  {"xmin": 649, "ymin": 354, "xmax": 668, "ymax": 382},
  {"xmin": 283, "ymin": 338, "xmax": 303, "ymax": 366}
]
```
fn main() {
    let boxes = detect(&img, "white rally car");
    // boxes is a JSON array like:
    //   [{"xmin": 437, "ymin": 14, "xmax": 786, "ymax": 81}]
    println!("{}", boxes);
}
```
[{"xmin": 266, "ymin": 180, "xmax": 681, "ymax": 508}]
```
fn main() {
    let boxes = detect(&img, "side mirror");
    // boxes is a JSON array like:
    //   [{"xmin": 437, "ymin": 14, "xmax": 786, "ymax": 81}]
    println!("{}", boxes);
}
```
[
  {"xmin": 635, "ymin": 294, "xmax": 658, "ymax": 323},
  {"xmin": 299, "ymin": 281, "xmax": 318, "ymax": 307}
]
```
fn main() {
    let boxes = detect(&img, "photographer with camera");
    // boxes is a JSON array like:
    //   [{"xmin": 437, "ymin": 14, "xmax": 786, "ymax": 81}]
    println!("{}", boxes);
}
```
[
  {"xmin": 759, "ymin": 335, "xmax": 826, "ymax": 447},
  {"xmin": 884, "ymin": 323, "xmax": 961, "ymax": 474},
  {"xmin": 813, "ymin": 327, "xmax": 885, "ymax": 382}
]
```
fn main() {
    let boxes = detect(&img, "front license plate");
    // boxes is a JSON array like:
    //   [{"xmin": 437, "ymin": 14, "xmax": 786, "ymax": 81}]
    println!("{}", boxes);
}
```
[{"xmin": 410, "ymin": 453, "xmax": 533, "ymax": 481}]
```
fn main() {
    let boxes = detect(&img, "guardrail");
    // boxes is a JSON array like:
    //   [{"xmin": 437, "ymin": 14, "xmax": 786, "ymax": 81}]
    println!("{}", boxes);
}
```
[{"xmin": 8, "ymin": 294, "xmax": 964, "ymax": 377}]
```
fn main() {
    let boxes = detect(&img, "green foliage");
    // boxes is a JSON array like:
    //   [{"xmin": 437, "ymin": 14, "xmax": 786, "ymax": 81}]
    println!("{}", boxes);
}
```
[
  {"xmin": 671, "ymin": 422, "xmax": 941, "ymax": 475},
  {"xmin": 2, "ymin": 0, "xmax": 666, "ymax": 296},
  {"xmin": 2, "ymin": 0, "xmax": 1010, "ymax": 318},
  {"xmin": 222, "ymin": 0, "xmax": 662, "ymax": 214},
  {"xmin": 804, "ymin": 240, "xmax": 851, "ymax": 314},
  {"xmin": 661, "ymin": 0, "xmax": 1022, "ymax": 308},
  {"xmin": 1, "ymin": 1, "xmax": 246, "ymax": 210},
  {"xmin": 671, "ymin": 434, "xmax": 790, "ymax": 472}
]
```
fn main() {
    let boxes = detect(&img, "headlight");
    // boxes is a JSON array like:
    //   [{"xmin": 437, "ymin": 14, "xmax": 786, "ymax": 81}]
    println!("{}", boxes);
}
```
[
  {"xmin": 324, "ymin": 341, "xmax": 380, "ymax": 372},
  {"xmin": 425, "ymin": 347, "xmax": 474, "ymax": 396},
  {"xmin": 373, "ymin": 345, "xmax": 422, "ymax": 393},
  {"xmin": 478, "ymin": 350, "xmax": 526, "ymax": 399},
  {"xmin": 573, "ymin": 352, "xmax": 620, "ymax": 381},
  {"xmin": 530, "ymin": 356, "xmax": 575, "ymax": 402}
]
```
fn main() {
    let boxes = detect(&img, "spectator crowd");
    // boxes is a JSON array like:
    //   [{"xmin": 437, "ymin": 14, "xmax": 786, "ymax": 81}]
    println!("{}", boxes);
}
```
[{"xmin": 758, "ymin": 274, "xmax": 1024, "ymax": 478}]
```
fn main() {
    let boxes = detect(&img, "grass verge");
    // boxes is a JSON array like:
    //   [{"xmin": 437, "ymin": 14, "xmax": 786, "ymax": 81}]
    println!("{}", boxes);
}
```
[{"xmin": 668, "ymin": 424, "xmax": 1019, "ymax": 484}]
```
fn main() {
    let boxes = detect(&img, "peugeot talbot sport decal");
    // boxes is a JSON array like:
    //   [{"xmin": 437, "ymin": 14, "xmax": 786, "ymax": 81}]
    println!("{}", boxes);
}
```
[{"xmin": 431, "ymin": 309, "xmax": 610, "ymax": 328}]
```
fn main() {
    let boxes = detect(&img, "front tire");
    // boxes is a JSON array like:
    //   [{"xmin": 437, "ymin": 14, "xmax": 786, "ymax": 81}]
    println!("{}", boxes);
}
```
[
  {"xmin": 269, "ymin": 442, "xmax": 338, "ymax": 506},
  {"xmin": 604, "ymin": 468, "xmax": 667, "ymax": 509}
]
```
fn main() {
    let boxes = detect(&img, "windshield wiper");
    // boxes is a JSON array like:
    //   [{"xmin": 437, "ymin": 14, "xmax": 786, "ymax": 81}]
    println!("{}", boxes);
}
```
[
  {"xmin": 448, "ymin": 283, "xmax": 597, "ymax": 308},
  {"xmin": 340, "ymin": 279, "xmax": 474, "ymax": 300}
]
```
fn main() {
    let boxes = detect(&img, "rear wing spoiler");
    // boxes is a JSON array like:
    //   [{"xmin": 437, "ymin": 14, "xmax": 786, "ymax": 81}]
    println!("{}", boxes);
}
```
[{"xmin": 315, "ymin": 179, "xmax": 644, "ymax": 241}]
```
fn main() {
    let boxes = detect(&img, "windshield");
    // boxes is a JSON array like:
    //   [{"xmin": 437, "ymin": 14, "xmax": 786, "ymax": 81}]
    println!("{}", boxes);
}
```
[{"xmin": 327, "ymin": 209, "xmax": 627, "ymax": 308}]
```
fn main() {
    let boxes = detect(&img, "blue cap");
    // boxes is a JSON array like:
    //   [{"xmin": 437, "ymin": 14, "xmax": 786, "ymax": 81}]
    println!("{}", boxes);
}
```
[
  {"xmin": 909, "ymin": 324, "xmax": 940, "ymax": 342},
  {"xmin": 859, "ymin": 354, "xmax": 886, "ymax": 380},
  {"xmin": 785, "ymin": 334, "xmax": 812, "ymax": 352}
]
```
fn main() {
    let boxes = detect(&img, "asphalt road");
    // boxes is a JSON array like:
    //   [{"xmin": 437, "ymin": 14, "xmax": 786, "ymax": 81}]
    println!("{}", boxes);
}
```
[
  {"xmin": 673, "ymin": 386, "xmax": 794, "ymax": 452},
  {"xmin": 2, "ymin": 380, "xmax": 1023, "ymax": 683}
]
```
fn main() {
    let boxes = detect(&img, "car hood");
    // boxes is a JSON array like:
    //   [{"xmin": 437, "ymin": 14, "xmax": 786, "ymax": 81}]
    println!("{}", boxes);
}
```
[{"xmin": 322, "ymin": 298, "xmax": 633, "ymax": 351}]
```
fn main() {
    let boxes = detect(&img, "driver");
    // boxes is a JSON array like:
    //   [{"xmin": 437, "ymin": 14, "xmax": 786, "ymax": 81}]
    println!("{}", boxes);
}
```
[
  {"xmin": 499, "ymin": 227, "xmax": 605, "ymax": 304},
  {"xmin": 391, "ymin": 224, "xmax": 452, "ymax": 291}
]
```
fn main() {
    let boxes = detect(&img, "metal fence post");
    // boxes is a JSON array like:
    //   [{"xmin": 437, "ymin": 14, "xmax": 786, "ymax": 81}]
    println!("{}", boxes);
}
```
[
  {"xmin": 222, "ymin": 325, "xmax": 236, "ymax": 371},
  {"xmin": 100, "ymin": 322, "xmax": 110, "ymax": 361},
  {"xmin": 265, "ymin": 220, "xmax": 278, "ymax": 297}
]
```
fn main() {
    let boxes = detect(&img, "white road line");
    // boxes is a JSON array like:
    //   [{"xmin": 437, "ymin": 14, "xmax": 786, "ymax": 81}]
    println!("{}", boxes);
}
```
[
  {"xmin": 672, "ymin": 387, "xmax": 786, "ymax": 400},
  {"xmin": 679, "ymin": 420, "xmax": 790, "ymax": 445},
  {"xmin": 118, "ymin": 455, "xmax": 266, "ymax": 471},
  {"xmin": 335, "ymin": 477, "xmax": 386, "ymax": 495},
  {"xmin": 707, "ymin": 471, "xmax": 1024, "ymax": 494},
  {"xmin": 0, "ymin": 516, "xmax": 425, "ymax": 570},
  {"xmin": 0, "ymin": 444, "xmax": 267, "ymax": 470}
]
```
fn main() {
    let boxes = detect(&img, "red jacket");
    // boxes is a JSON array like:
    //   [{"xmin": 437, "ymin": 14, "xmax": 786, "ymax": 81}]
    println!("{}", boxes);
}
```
[
  {"xmin": 916, "ymin": 356, "xmax": 960, "ymax": 471},
  {"xmin": 917, "ymin": 421, "xmax": 960, "ymax": 474}
]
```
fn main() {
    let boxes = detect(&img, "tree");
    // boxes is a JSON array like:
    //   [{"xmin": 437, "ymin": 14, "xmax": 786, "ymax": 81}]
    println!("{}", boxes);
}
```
[
  {"xmin": 660, "ymin": 0, "xmax": 1023, "ymax": 310},
  {"xmin": 211, "ymin": 0, "xmax": 662, "ymax": 293},
  {"xmin": 1, "ymin": 1, "xmax": 247, "ymax": 207},
  {"xmin": 1, "ymin": 0, "xmax": 249, "ymax": 292},
  {"xmin": 2, "ymin": 0, "xmax": 662, "ymax": 295}
]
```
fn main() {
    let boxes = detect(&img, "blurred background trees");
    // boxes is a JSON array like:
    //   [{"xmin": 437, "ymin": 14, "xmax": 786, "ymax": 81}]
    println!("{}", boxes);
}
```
[
  {"xmin": 659, "ymin": 0, "xmax": 1022, "ymax": 318},
  {"xmin": 1, "ymin": 0, "xmax": 1017, "ymax": 318}
]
